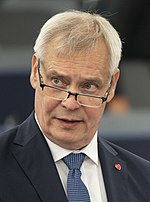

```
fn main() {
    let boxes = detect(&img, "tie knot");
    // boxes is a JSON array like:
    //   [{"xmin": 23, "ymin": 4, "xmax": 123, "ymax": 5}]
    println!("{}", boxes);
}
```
[{"xmin": 63, "ymin": 153, "xmax": 85, "ymax": 170}]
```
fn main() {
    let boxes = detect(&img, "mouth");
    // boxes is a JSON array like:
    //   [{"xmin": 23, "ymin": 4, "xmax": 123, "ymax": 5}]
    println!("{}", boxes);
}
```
[{"xmin": 56, "ymin": 118, "xmax": 83, "ymax": 128}]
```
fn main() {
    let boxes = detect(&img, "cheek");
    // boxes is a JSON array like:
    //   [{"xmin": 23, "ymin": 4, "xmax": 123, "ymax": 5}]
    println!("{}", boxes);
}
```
[
  {"xmin": 42, "ymin": 98, "xmax": 58, "ymax": 116},
  {"xmin": 35, "ymin": 90, "xmax": 56, "ymax": 120},
  {"xmin": 86, "ymin": 106, "xmax": 105, "ymax": 129}
]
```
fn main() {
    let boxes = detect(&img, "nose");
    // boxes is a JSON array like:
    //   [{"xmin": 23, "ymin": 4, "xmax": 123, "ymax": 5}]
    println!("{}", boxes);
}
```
[{"xmin": 61, "ymin": 94, "xmax": 80, "ymax": 110}]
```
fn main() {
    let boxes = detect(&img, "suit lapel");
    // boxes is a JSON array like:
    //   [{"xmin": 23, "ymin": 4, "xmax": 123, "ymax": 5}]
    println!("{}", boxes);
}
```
[
  {"xmin": 98, "ymin": 136, "xmax": 128, "ymax": 202},
  {"xmin": 11, "ymin": 113, "xmax": 67, "ymax": 202}
]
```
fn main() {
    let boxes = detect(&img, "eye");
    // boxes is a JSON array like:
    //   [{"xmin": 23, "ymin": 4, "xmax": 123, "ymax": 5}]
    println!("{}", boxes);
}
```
[
  {"xmin": 51, "ymin": 77, "xmax": 65, "ymax": 88},
  {"xmin": 50, "ymin": 76, "xmax": 70, "ymax": 89},
  {"xmin": 81, "ymin": 82, "xmax": 98, "ymax": 93},
  {"xmin": 51, "ymin": 78, "xmax": 63, "ymax": 87}
]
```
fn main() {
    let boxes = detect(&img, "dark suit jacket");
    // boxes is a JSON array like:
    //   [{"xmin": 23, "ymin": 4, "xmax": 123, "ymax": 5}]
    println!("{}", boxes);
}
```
[{"xmin": 0, "ymin": 112, "xmax": 150, "ymax": 202}]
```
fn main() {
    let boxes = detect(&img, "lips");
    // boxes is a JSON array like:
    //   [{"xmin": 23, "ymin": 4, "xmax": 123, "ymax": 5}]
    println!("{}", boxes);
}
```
[
  {"xmin": 59, "ymin": 118, "xmax": 81, "ymax": 122},
  {"xmin": 56, "ymin": 117, "xmax": 82, "ymax": 128},
  {"xmin": 58, "ymin": 118, "xmax": 81, "ymax": 123}
]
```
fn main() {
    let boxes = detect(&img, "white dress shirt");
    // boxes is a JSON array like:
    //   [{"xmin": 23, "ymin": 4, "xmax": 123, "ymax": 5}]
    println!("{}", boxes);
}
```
[{"xmin": 35, "ymin": 114, "xmax": 108, "ymax": 202}]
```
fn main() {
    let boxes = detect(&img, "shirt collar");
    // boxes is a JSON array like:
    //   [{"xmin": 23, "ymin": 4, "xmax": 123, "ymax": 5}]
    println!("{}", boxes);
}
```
[{"xmin": 35, "ymin": 113, "xmax": 99, "ymax": 166}]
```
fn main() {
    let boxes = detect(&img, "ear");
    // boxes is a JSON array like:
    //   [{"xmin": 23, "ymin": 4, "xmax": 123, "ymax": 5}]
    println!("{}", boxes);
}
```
[
  {"xmin": 107, "ymin": 68, "xmax": 120, "ymax": 103},
  {"xmin": 30, "ymin": 54, "xmax": 38, "ymax": 89}
]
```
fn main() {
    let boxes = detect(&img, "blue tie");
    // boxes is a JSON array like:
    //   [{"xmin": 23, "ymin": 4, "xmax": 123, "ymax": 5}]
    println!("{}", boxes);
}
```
[{"xmin": 63, "ymin": 153, "xmax": 91, "ymax": 202}]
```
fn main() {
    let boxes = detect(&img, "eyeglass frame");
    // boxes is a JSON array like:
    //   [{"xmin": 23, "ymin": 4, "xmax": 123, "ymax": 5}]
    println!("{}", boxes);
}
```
[{"xmin": 37, "ymin": 58, "xmax": 113, "ymax": 108}]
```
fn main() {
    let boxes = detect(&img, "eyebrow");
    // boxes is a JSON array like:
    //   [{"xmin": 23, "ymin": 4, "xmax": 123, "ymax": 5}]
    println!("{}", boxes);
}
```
[
  {"xmin": 46, "ymin": 70, "xmax": 71, "ymax": 81},
  {"xmin": 81, "ymin": 77, "xmax": 103, "ymax": 86},
  {"xmin": 46, "ymin": 69, "xmax": 105, "ymax": 86}
]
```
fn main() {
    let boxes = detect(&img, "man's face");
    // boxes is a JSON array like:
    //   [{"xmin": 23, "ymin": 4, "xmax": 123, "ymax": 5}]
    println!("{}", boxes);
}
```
[{"xmin": 30, "ymin": 40, "xmax": 119, "ymax": 149}]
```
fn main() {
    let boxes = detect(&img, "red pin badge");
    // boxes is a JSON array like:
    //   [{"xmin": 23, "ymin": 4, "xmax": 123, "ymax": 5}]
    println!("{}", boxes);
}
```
[{"xmin": 115, "ymin": 163, "xmax": 122, "ymax": 171}]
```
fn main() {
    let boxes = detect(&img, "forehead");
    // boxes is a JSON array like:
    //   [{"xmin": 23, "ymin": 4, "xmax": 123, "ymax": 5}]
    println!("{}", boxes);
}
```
[{"xmin": 43, "ymin": 40, "xmax": 110, "ymax": 79}]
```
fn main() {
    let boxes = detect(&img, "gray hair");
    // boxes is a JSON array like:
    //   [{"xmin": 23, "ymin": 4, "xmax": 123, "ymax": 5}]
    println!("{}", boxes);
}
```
[{"xmin": 34, "ymin": 10, "xmax": 122, "ymax": 75}]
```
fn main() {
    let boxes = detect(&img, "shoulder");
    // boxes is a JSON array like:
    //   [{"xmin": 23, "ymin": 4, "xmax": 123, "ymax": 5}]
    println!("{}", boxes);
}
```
[
  {"xmin": 99, "ymin": 137, "xmax": 150, "ymax": 200},
  {"xmin": 0, "ymin": 126, "xmax": 19, "ymax": 155},
  {"xmin": 0, "ymin": 113, "xmax": 33, "ymax": 151},
  {"xmin": 99, "ymin": 137, "xmax": 150, "ymax": 191},
  {"xmin": 0, "ymin": 126, "xmax": 18, "ymax": 145},
  {"xmin": 100, "ymin": 137, "xmax": 150, "ymax": 170}
]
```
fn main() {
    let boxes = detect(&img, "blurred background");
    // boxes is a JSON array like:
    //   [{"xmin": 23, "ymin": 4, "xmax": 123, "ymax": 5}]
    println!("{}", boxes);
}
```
[{"xmin": 0, "ymin": 0, "xmax": 150, "ymax": 159}]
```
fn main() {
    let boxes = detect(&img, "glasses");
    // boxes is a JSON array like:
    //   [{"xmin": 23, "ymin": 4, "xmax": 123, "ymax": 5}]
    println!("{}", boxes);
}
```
[{"xmin": 37, "ymin": 59, "xmax": 112, "ymax": 108}]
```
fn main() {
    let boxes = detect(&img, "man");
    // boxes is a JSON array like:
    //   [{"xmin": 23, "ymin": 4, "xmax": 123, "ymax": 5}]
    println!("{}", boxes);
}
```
[{"xmin": 0, "ymin": 10, "xmax": 150, "ymax": 202}]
